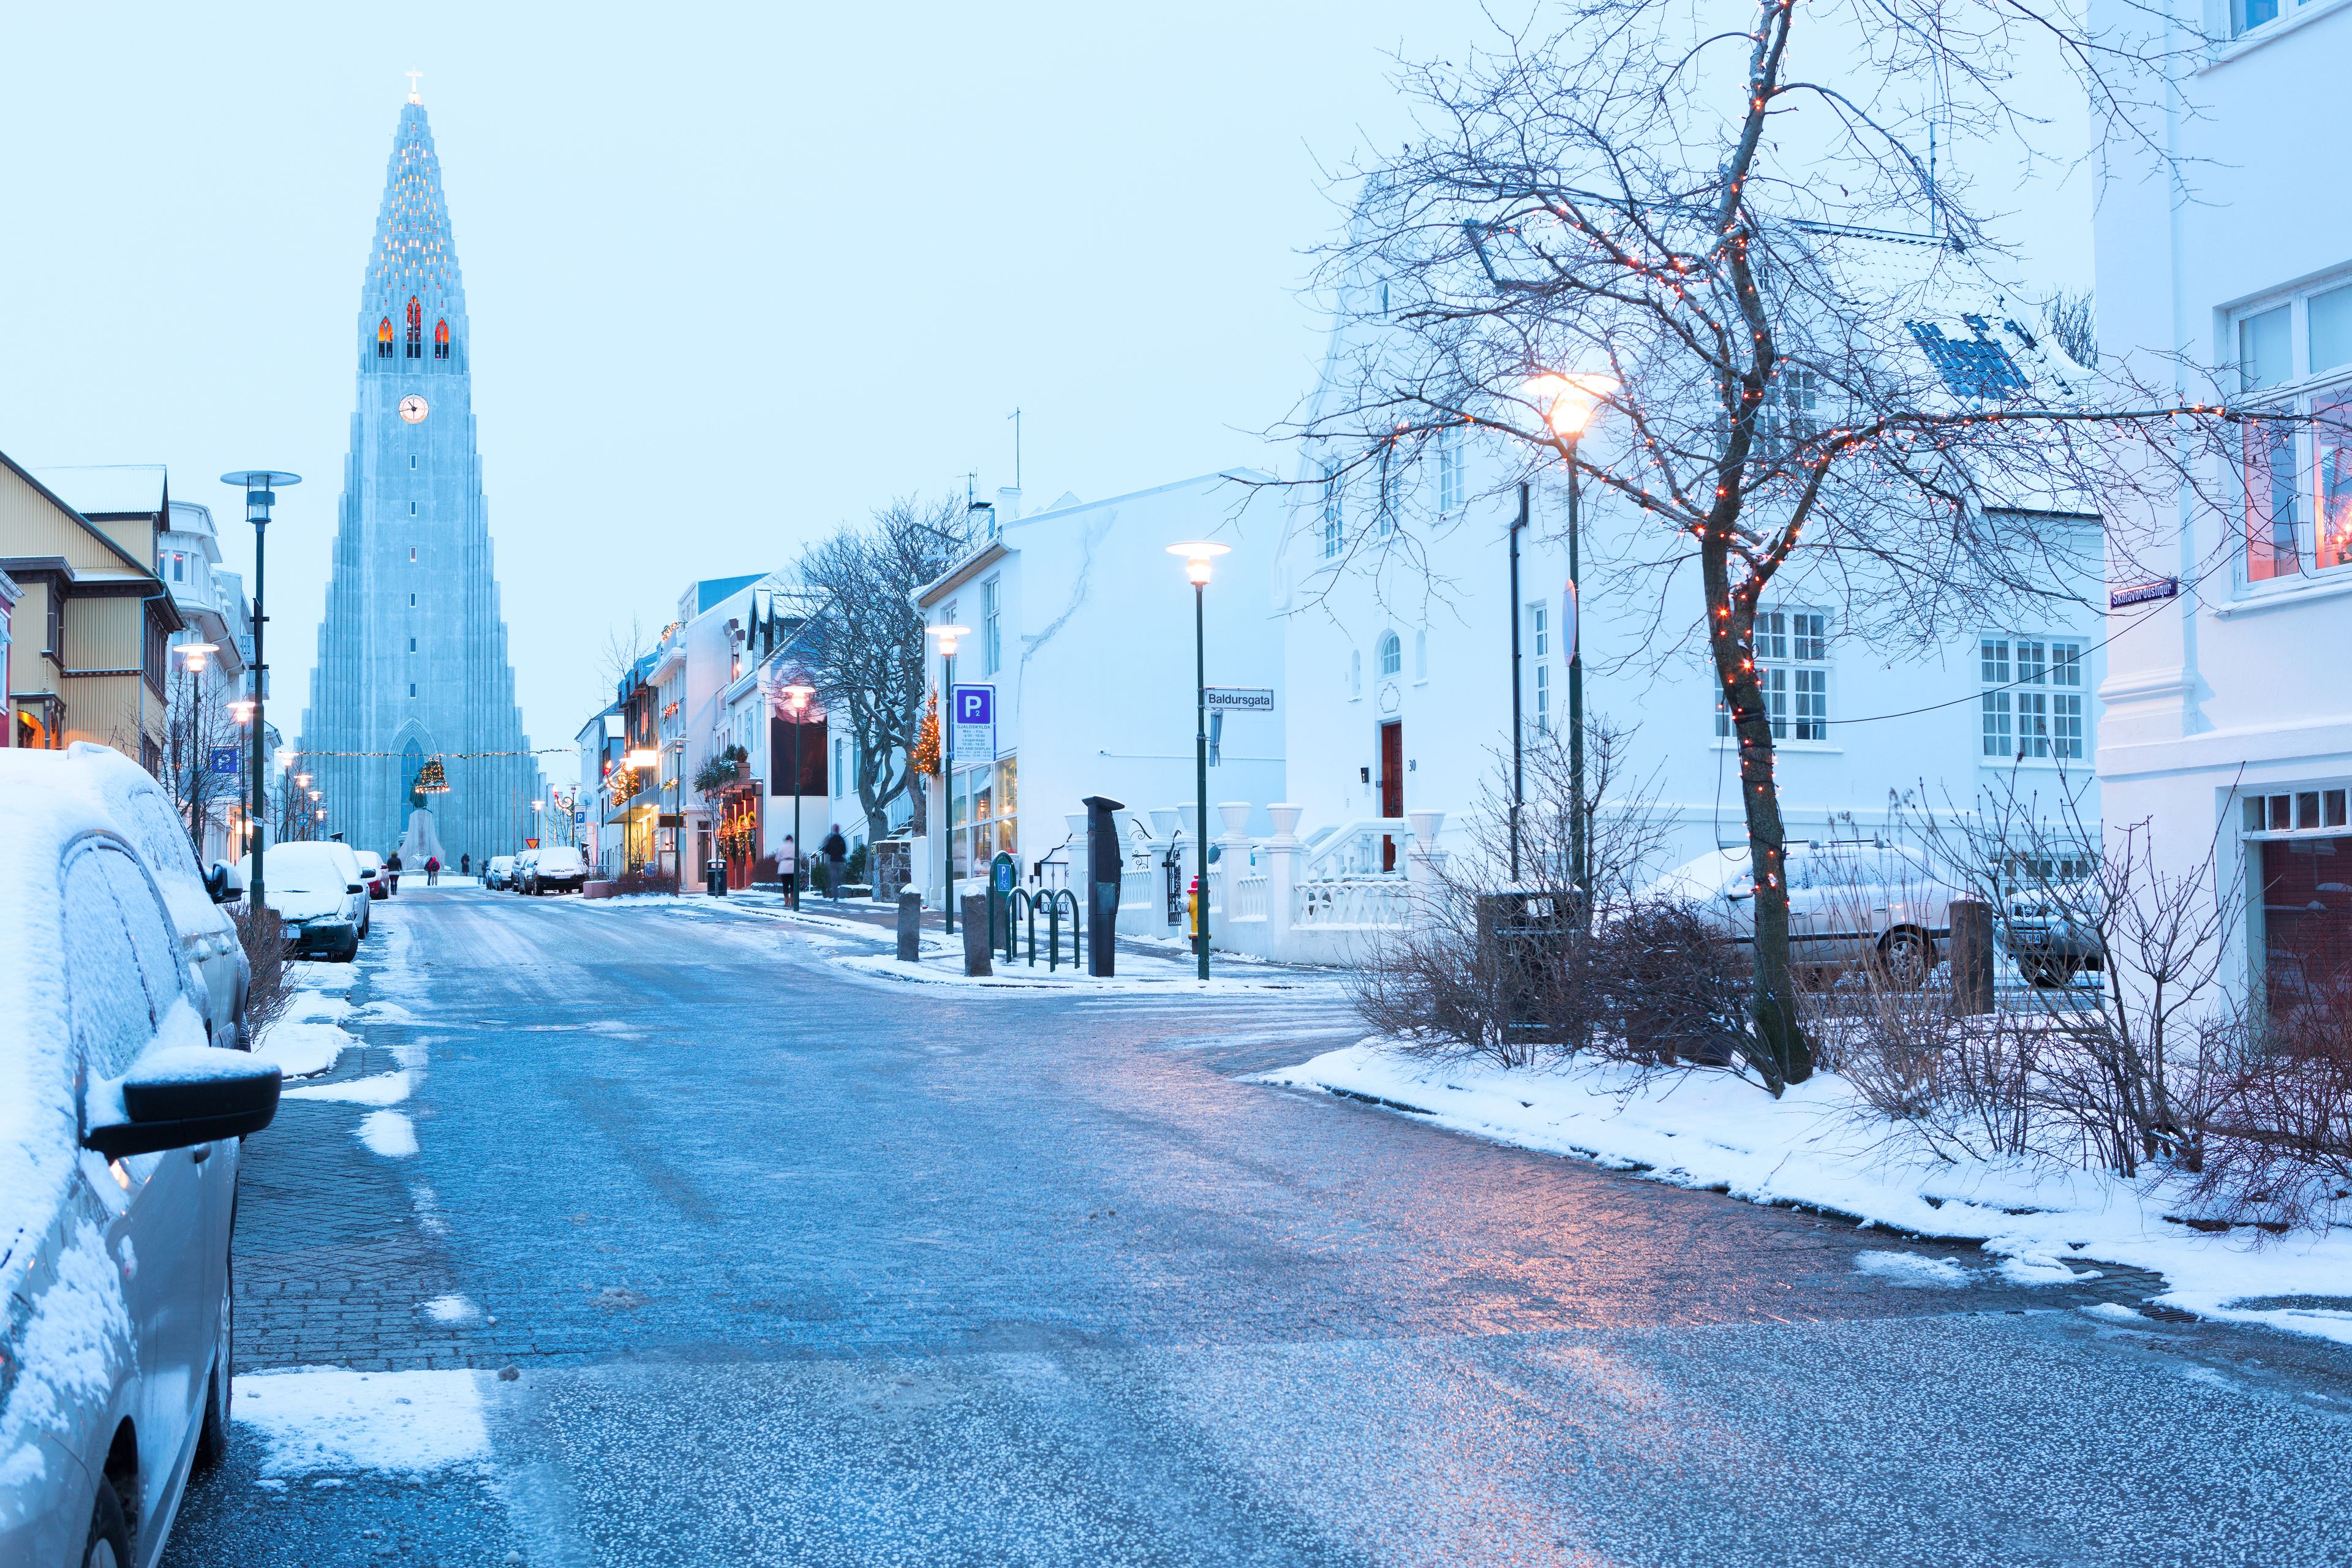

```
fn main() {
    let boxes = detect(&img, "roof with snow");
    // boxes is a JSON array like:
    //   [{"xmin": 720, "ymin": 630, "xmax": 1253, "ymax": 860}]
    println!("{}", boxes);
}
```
[{"xmin": 29, "ymin": 464, "xmax": 166, "ymax": 518}]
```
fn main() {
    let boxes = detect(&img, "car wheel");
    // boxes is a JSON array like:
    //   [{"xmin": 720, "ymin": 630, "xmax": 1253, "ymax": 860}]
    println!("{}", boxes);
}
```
[
  {"xmin": 337, "ymin": 933, "xmax": 361, "ymax": 963},
  {"xmin": 1873, "ymin": 927, "xmax": 1934, "ymax": 989},
  {"xmin": 194, "ymin": 1277, "xmax": 233, "ymax": 1473},
  {"xmin": 83, "ymin": 1480, "xmax": 131, "ymax": 1568},
  {"xmin": 2016, "ymin": 954, "xmax": 2081, "ymax": 988}
]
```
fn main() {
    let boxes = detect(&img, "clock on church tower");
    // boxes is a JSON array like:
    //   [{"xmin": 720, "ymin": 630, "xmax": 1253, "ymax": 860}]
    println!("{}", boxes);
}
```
[{"xmin": 399, "ymin": 394, "xmax": 429, "ymax": 423}]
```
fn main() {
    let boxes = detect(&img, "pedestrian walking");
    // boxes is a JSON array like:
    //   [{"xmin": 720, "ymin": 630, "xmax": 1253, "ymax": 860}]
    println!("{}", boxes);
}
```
[
  {"xmin": 461, "ymin": 852, "xmax": 470, "ymax": 877},
  {"xmin": 779, "ymin": 835, "xmax": 798, "ymax": 911},
  {"xmin": 426, "ymin": 854, "xmax": 440, "ymax": 886},
  {"xmin": 385, "ymin": 850, "xmax": 402, "ymax": 895},
  {"xmin": 821, "ymin": 825, "xmax": 848, "ymax": 907}
]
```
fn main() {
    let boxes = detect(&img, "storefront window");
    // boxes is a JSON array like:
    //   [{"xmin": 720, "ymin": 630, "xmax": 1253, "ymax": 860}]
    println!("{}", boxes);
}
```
[{"xmin": 2244, "ymin": 788, "xmax": 2352, "ymax": 1017}]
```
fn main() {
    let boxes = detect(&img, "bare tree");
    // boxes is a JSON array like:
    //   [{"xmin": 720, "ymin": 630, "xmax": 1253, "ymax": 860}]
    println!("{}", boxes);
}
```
[
  {"xmin": 2045, "ymin": 289, "xmax": 2097, "ymax": 370},
  {"xmin": 796, "ymin": 497, "xmax": 965, "ymax": 845},
  {"xmin": 1285, "ymin": 1, "xmax": 2253, "ymax": 1093},
  {"xmin": 600, "ymin": 615, "xmax": 650, "ymax": 702}
]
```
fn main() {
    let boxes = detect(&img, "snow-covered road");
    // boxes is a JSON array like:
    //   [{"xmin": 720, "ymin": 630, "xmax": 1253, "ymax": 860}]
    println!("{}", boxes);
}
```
[{"xmin": 162, "ymin": 887, "xmax": 2352, "ymax": 1567}]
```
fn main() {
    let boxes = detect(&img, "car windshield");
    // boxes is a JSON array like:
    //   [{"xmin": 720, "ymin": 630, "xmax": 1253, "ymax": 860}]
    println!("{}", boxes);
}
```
[{"xmin": 268, "ymin": 846, "xmax": 345, "ymax": 894}]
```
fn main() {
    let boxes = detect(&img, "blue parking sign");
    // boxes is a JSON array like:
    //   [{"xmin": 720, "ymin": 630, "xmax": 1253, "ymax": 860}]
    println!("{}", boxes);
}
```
[
  {"xmin": 208, "ymin": 746, "xmax": 241, "ymax": 775},
  {"xmin": 951, "ymin": 684, "xmax": 995, "ymax": 761}
]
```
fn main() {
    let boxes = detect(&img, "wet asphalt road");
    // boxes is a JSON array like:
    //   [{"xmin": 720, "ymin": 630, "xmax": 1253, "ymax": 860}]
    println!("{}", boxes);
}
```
[{"xmin": 164, "ymin": 888, "xmax": 2352, "ymax": 1567}]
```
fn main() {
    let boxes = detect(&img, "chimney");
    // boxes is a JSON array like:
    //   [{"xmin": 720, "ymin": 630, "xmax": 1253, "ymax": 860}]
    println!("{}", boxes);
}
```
[{"xmin": 996, "ymin": 485, "xmax": 1022, "ymax": 522}]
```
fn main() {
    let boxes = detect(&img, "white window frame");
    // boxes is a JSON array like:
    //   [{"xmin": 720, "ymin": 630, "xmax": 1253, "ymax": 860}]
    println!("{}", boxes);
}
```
[
  {"xmin": 981, "ymin": 576, "xmax": 1001, "ymax": 676},
  {"xmin": 1436, "ymin": 428, "xmax": 1463, "ymax": 514},
  {"xmin": 1978, "ymin": 632, "xmax": 2087, "ymax": 763},
  {"xmin": 1377, "ymin": 630, "xmax": 1401, "ymax": 678},
  {"xmin": 2228, "ymin": 279, "xmax": 2352, "ymax": 591},
  {"xmin": 1321, "ymin": 462, "xmax": 1343, "ymax": 559}
]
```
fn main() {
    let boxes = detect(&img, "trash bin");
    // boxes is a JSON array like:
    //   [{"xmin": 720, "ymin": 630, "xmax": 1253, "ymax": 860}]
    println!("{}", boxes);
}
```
[
  {"xmin": 1476, "ymin": 888, "xmax": 1581, "ymax": 1046},
  {"xmin": 705, "ymin": 859, "xmax": 728, "ymax": 898}
]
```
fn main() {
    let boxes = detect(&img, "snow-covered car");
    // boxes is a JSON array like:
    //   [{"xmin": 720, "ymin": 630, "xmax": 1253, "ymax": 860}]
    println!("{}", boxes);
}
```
[
  {"xmin": 484, "ymin": 854, "xmax": 516, "ymax": 891},
  {"xmin": 524, "ymin": 845, "xmax": 587, "ymax": 895},
  {"xmin": 1649, "ymin": 840, "xmax": 1956, "ymax": 986},
  {"xmin": 355, "ymin": 850, "xmax": 388, "ymax": 900},
  {"xmin": 511, "ymin": 849, "xmax": 539, "ymax": 893},
  {"xmin": 261, "ymin": 843, "xmax": 370, "ymax": 961},
  {"xmin": 12, "ymin": 745, "xmax": 252, "ymax": 1050},
  {"xmin": 0, "ymin": 761, "xmax": 281, "ymax": 1568}
]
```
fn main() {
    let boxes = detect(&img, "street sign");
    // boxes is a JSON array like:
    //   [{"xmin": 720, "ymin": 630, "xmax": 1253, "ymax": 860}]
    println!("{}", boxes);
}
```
[
  {"xmin": 951, "ymin": 684, "xmax": 996, "ymax": 761},
  {"xmin": 2111, "ymin": 577, "xmax": 2179, "ymax": 609},
  {"xmin": 657, "ymin": 813, "xmax": 684, "ymax": 828},
  {"xmin": 1203, "ymin": 687, "xmax": 1273, "ymax": 713},
  {"xmin": 208, "ymin": 745, "xmax": 241, "ymax": 775},
  {"xmin": 573, "ymin": 809, "xmax": 587, "ymax": 826}
]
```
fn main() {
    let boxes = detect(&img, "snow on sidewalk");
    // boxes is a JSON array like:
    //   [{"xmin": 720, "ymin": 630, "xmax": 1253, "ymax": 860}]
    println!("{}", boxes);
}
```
[
  {"xmin": 1259, "ymin": 1042, "xmax": 2352, "ymax": 1345},
  {"xmin": 235, "ymin": 1368, "xmax": 490, "ymax": 1478},
  {"xmin": 254, "ymin": 989, "xmax": 359, "ymax": 1079}
]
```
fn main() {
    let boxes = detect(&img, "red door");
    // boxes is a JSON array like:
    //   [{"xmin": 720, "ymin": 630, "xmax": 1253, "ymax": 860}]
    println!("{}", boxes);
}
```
[{"xmin": 1379, "ymin": 721, "xmax": 1403, "ymax": 870}]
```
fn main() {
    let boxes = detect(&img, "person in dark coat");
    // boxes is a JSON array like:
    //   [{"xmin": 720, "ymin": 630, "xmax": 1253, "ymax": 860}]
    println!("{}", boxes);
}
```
[
  {"xmin": 426, "ymin": 855, "xmax": 440, "ymax": 886},
  {"xmin": 821, "ymin": 826, "xmax": 848, "ymax": 905},
  {"xmin": 385, "ymin": 851, "xmax": 402, "ymax": 895},
  {"xmin": 461, "ymin": 852, "xmax": 470, "ymax": 877}
]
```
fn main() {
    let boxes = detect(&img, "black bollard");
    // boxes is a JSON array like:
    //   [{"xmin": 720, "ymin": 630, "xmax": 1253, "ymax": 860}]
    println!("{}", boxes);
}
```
[
  {"xmin": 1084, "ymin": 794, "xmax": 1124, "ymax": 977},
  {"xmin": 960, "ymin": 894, "xmax": 993, "ymax": 976},
  {"xmin": 897, "ymin": 890, "xmax": 921, "ymax": 963},
  {"xmin": 1948, "ymin": 899, "xmax": 1996, "ymax": 1016}
]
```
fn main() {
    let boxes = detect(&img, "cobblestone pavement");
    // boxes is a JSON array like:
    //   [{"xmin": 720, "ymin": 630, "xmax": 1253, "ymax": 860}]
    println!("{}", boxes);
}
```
[{"xmin": 164, "ymin": 888, "xmax": 2352, "ymax": 1567}]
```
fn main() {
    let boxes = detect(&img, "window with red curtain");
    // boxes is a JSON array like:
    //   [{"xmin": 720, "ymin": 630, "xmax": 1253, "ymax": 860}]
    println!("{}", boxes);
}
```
[
  {"xmin": 434, "ymin": 318, "xmax": 450, "ymax": 360},
  {"xmin": 405, "ymin": 298, "xmax": 423, "ymax": 358},
  {"xmin": 377, "ymin": 318, "xmax": 394, "ymax": 358}
]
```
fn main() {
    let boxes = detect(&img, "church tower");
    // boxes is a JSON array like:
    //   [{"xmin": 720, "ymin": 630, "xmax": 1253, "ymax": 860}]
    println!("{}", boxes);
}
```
[{"xmin": 299, "ymin": 87, "xmax": 544, "ymax": 865}]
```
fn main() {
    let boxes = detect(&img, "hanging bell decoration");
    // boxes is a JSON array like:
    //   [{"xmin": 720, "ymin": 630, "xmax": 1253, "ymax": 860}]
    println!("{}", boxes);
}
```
[{"xmin": 415, "ymin": 754, "xmax": 451, "ymax": 794}]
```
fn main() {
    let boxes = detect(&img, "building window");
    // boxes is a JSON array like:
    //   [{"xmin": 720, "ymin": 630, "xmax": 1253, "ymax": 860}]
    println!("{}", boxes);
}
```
[
  {"xmin": 410, "ymin": 454, "xmax": 419, "ymax": 470},
  {"xmin": 434, "ymin": 318, "xmax": 450, "ymax": 360},
  {"xmin": 406, "ymin": 296, "xmax": 423, "ymax": 358},
  {"xmin": 409, "ymin": 502, "xmax": 418, "ymax": 517},
  {"xmin": 2233, "ymin": 0, "xmax": 2283, "ymax": 32},
  {"xmin": 1437, "ymin": 427, "xmax": 1463, "ymax": 513},
  {"xmin": 409, "ymin": 682, "xmax": 417, "ymax": 697},
  {"xmin": 171, "ymin": 552, "xmax": 184, "ymax": 582},
  {"xmin": 377, "ymin": 317, "xmax": 394, "ymax": 358},
  {"xmin": 1378, "ymin": 630, "xmax": 1401, "ymax": 677},
  {"xmin": 409, "ymin": 593, "xmax": 417, "ymax": 607},
  {"xmin": 1528, "ymin": 603, "xmax": 1550, "ymax": 733},
  {"xmin": 1321, "ymin": 462, "xmax": 1343, "ymax": 559},
  {"xmin": 834, "ymin": 737, "xmax": 846, "ymax": 796},
  {"xmin": 1981, "ymin": 635, "xmax": 2084, "ymax": 760},
  {"xmin": 408, "ymin": 637, "xmax": 417, "ymax": 652},
  {"xmin": 1414, "ymin": 628, "xmax": 1427, "ymax": 680},
  {"xmin": 2227, "ymin": 286, "xmax": 2352, "ymax": 581},
  {"xmin": 1719, "ymin": 610, "xmax": 1829, "ymax": 741},
  {"xmin": 409, "ymin": 546, "xmax": 417, "ymax": 560},
  {"xmin": 2242, "ymin": 786, "xmax": 2352, "ymax": 1018},
  {"xmin": 982, "ymin": 577, "xmax": 1000, "ymax": 676}
]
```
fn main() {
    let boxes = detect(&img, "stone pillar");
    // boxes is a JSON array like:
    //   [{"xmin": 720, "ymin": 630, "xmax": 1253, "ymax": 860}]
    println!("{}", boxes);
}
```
[
  {"xmin": 1262, "ymin": 803, "xmax": 1303, "ymax": 962},
  {"xmin": 961, "ymin": 895, "xmax": 993, "ymax": 976},
  {"xmin": 1405, "ymin": 810, "xmax": 1449, "ymax": 926},
  {"xmin": 897, "ymin": 891, "xmax": 922, "ymax": 963},
  {"xmin": 1212, "ymin": 801, "xmax": 1253, "ymax": 946},
  {"xmin": 1948, "ymin": 899, "xmax": 1996, "ymax": 1016}
]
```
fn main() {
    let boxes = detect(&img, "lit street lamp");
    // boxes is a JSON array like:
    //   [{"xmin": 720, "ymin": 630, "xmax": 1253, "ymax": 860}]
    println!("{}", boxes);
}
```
[
  {"xmin": 1167, "ymin": 541, "xmax": 1229, "ymax": 981},
  {"xmin": 782, "ymin": 680, "xmax": 815, "ymax": 909},
  {"xmin": 172, "ymin": 641, "xmax": 219, "ymax": 846},
  {"xmin": 924, "ymin": 622, "xmax": 970, "ymax": 933},
  {"xmin": 221, "ymin": 469, "xmax": 301, "ymax": 908},
  {"xmin": 1517, "ymin": 374, "xmax": 1614, "ymax": 896}
]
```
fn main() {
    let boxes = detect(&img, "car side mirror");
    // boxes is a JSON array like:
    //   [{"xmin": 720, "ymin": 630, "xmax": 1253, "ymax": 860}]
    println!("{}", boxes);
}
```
[
  {"xmin": 206, "ymin": 864, "xmax": 235, "ymax": 903},
  {"xmin": 347, "ymin": 883, "xmax": 365, "ymax": 894},
  {"xmin": 84, "ymin": 1047, "xmax": 281, "ymax": 1159}
]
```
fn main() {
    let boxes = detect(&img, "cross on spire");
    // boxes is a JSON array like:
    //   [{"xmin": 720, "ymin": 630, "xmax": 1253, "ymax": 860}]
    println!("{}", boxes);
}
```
[{"xmin": 405, "ymin": 69, "xmax": 424, "ymax": 105}]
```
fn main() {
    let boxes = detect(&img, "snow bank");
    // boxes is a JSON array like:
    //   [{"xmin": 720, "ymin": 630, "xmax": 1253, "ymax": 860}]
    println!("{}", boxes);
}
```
[
  {"xmin": 255, "ymin": 1019, "xmax": 356, "ymax": 1079},
  {"xmin": 233, "ymin": 1368, "xmax": 490, "ymax": 1476},
  {"xmin": 358, "ymin": 1110, "xmax": 418, "ymax": 1158},
  {"xmin": 1261, "ymin": 1043, "xmax": 2352, "ymax": 1343},
  {"xmin": 283, "ymin": 1070, "xmax": 412, "ymax": 1107}
]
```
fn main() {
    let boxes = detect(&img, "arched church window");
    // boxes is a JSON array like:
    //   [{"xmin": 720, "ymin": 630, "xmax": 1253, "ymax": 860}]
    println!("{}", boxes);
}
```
[
  {"xmin": 1378, "ymin": 630, "xmax": 1401, "ymax": 678},
  {"xmin": 434, "ymin": 318, "xmax": 450, "ymax": 360},
  {"xmin": 377, "ymin": 318, "xmax": 394, "ymax": 359},
  {"xmin": 405, "ymin": 298, "xmax": 423, "ymax": 358}
]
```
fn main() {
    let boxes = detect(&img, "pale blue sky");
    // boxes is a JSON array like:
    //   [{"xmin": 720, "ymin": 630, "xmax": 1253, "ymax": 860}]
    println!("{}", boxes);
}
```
[{"xmin": 0, "ymin": 2, "xmax": 2089, "ymax": 785}]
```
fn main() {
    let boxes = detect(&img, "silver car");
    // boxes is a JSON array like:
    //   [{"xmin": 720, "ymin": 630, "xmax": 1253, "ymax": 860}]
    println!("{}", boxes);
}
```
[
  {"xmin": 1653, "ymin": 840, "xmax": 1956, "ymax": 986},
  {"xmin": 0, "ymin": 760, "xmax": 281, "ymax": 1568},
  {"xmin": 261, "ymin": 843, "xmax": 371, "ymax": 961}
]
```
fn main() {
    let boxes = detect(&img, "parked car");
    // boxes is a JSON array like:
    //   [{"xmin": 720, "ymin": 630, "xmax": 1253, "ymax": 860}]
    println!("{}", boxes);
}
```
[
  {"xmin": 484, "ymin": 854, "xmax": 516, "ymax": 891},
  {"xmin": 32, "ymin": 744, "xmax": 251, "ymax": 1050},
  {"xmin": 525, "ymin": 845, "xmax": 588, "ymax": 895},
  {"xmin": 1650, "ymin": 840, "xmax": 1956, "ymax": 987},
  {"xmin": 355, "ymin": 849, "xmax": 389, "ymax": 900},
  {"xmin": 2003, "ymin": 878, "xmax": 2106, "ymax": 986},
  {"xmin": 511, "ymin": 849, "xmax": 539, "ymax": 893},
  {"xmin": 0, "ymin": 755, "xmax": 282, "ymax": 1568},
  {"xmin": 260, "ymin": 842, "xmax": 371, "ymax": 961}
]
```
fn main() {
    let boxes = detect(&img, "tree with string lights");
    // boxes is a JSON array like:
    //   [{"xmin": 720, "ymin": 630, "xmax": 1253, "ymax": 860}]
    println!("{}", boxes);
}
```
[{"xmin": 1288, "ymin": 0, "xmax": 2253, "ymax": 1091}]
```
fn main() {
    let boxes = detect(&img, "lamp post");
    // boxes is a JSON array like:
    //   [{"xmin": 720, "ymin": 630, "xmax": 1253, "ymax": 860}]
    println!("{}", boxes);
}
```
[
  {"xmin": 1167, "ymin": 541, "xmax": 1229, "ymax": 981},
  {"xmin": 782, "ymin": 680, "xmax": 815, "ymax": 908},
  {"xmin": 1521, "ymin": 375, "xmax": 1613, "ymax": 903},
  {"xmin": 924, "ymin": 623, "xmax": 970, "ymax": 933},
  {"xmin": 221, "ymin": 470, "xmax": 300, "ymax": 910}
]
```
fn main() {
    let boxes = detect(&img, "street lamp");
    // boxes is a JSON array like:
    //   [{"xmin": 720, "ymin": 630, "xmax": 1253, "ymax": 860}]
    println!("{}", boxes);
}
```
[
  {"xmin": 1517, "ymin": 374, "xmax": 1615, "ymax": 899},
  {"xmin": 924, "ymin": 623, "xmax": 970, "ymax": 933},
  {"xmin": 221, "ymin": 469, "xmax": 301, "ymax": 909},
  {"xmin": 782, "ymin": 680, "xmax": 815, "ymax": 908},
  {"xmin": 1167, "ymin": 541, "xmax": 1230, "ymax": 981}
]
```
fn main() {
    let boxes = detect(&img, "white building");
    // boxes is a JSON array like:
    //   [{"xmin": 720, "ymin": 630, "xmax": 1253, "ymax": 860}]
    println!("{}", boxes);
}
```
[
  {"xmin": 1274, "ymin": 239, "xmax": 2106, "ymax": 903},
  {"xmin": 2094, "ymin": 0, "xmax": 2352, "ymax": 1002},
  {"xmin": 913, "ymin": 473, "xmax": 1286, "ymax": 913}
]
